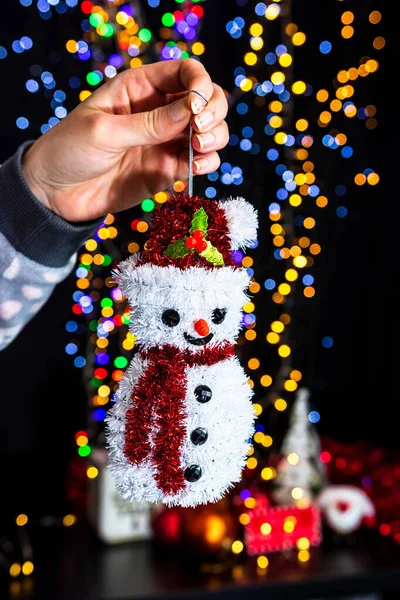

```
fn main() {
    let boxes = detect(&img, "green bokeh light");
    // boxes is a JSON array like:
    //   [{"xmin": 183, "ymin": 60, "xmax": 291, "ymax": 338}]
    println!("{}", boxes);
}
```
[
  {"xmin": 114, "ymin": 356, "xmax": 128, "ymax": 369},
  {"xmin": 78, "ymin": 445, "xmax": 91, "ymax": 457},
  {"xmin": 101, "ymin": 298, "xmax": 113, "ymax": 308},
  {"xmin": 103, "ymin": 255, "xmax": 112, "ymax": 266},
  {"xmin": 89, "ymin": 13, "xmax": 104, "ymax": 27},
  {"xmin": 162, "ymin": 12, "xmax": 175, "ymax": 26},
  {"xmin": 138, "ymin": 28, "xmax": 152, "ymax": 42},
  {"xmin": 86, "ymin": 72, "xmax": 101, "ymax": 86},
  {"xmin": 142, "ymin": 198, "xmax": 155, "ymax": 212}
]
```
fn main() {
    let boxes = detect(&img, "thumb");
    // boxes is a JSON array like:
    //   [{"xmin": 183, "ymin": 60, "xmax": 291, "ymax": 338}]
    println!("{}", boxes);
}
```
[{"xmin": 109, "ymin": 96, "xmax": 192, "ymax": 149}]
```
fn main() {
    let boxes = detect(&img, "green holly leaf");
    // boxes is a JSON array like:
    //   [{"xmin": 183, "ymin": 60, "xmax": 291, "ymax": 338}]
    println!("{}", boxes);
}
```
[
  {"xmin": 199, "ymin": 241, "xmax": 225, "ymax": 266},
  {"xmin": 165, "ymin": 238, "xmax": 191, "ymax": 259},
  {"xmin": 190, "ymin": 207, "xmax": 208, "ymax": 235}
]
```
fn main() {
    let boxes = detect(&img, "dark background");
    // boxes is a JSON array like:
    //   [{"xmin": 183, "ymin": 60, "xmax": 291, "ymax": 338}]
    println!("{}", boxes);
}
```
[{"xmin": 0, "ymin": 0, "xmax": 391, "ymax": 524}]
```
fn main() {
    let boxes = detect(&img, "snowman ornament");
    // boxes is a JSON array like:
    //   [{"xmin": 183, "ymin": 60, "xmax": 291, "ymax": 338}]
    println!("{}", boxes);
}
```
[{"xmin": 106, "ymin": 195, "xmax": 258, "ymax": 507}]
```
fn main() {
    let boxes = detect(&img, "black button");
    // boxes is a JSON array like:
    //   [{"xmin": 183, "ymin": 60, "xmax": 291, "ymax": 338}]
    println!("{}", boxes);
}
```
[
  {"xmin": 184, "ymin": 465, "xmax": 202, "ymax": 482},
  {"xmin": 190, "ymin": 428, "xmax": 208, "ymax": 446},
  {"xmin": 194, "ymin": 385, "xmax": 212, "ymax": 403},
  {"xmin": 162, "ymin": 309, "xmax": 180, "ymax": 327}
]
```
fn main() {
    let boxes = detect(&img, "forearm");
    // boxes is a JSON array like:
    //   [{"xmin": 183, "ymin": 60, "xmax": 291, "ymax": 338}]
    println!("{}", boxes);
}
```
[{"xmin": 0, "ymin": 143, "xmax": 101, "ymax": 350}]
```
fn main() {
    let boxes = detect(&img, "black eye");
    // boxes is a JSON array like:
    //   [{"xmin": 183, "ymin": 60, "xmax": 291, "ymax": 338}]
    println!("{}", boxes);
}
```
[
  {"xmin": 211, "ymin": 308, "xmax": 227, "ymax": 324},
  {"xmin": 162, "ymin": 309, "xmax": 180, "ymax": 327}
]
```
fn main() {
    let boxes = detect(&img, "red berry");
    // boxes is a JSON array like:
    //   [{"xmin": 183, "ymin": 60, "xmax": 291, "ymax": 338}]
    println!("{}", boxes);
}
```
[
  {"xmin": 192, "ymin": 229, "xmax": 205, "ymax": 241},
  {"xmin": 185, "ymin": 236, "xmax": 197, "ymax": 249},
  {"xmin": 197, "ymin": 240, "xmax": 208, "ymax": 253}
]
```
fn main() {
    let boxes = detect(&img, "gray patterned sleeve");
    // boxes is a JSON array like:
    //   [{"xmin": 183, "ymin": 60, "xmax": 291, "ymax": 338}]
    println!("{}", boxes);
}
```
[{"xmin": 0, "ymin": 142, "xmax": 102, "ymax": 350}]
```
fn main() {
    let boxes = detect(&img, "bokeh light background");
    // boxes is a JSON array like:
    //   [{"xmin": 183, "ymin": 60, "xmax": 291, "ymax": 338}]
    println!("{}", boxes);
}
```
[{"xmin": 0, "ymin": 0, "xmax": 389, "ymax": 546}]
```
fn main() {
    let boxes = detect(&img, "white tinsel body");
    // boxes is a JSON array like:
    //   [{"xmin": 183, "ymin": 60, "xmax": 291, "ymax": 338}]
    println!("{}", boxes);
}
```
[{"xmin": 106, "ymin": 354, "xmax": 255, "ymax": 507}]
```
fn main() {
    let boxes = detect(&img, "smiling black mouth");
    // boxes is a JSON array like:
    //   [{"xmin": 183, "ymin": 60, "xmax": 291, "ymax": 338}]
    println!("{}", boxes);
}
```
[{"xmin": 184, "ymin": 332, "xmax": 214, "ymax": 346}]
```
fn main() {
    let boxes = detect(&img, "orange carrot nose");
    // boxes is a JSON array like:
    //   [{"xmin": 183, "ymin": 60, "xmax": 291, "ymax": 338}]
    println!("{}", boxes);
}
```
[{"xmin": 194, "ymin": 319, "xmax": 210, "ymax": 337}]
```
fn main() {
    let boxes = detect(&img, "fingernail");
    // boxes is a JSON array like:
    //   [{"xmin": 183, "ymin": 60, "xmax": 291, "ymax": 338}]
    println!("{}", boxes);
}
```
[
  {"xmin": 169, "ymin": 97, "xmax": 189, "ymax": 122},
  {"xmin": 196, "ymin": 132, "xmax": 215, "ymax": 149},
  {"xmin": 190, "ymin": 91, "xmax": 208, "ymax": 115},
  {"xmin": 194, "ymin": 110, "xmax": 213, "ymax": 132},
  {"xmin": 193, "ymin": 158, "xmax": 209, "ymax": 173}
]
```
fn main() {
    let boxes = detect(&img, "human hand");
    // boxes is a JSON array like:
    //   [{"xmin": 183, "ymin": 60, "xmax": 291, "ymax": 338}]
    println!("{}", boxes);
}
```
[{"xmin": 22, "ymin": 59, "xmax": 229, "ymax": 222}]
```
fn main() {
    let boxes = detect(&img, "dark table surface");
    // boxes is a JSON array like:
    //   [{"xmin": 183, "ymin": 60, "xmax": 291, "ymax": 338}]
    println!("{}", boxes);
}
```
[{"xmin": 2, "ymin": 522, "xmax": 400, "ymax": 600}]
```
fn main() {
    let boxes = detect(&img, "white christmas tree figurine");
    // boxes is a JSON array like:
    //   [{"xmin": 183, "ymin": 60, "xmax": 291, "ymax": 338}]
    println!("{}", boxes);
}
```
[{"xmin": 272, "ymin": 387, "xmax": 325, "ymax": 506}]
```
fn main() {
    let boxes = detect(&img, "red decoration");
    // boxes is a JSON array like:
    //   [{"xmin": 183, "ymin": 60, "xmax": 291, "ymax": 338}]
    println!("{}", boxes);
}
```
[
  {"xmin": 141, "ymin": 195, "xmax": 236, "ymax": 269},
  {"xmin": 194, "ymin": 318, "xmax": 209, "ymax": 336},
  {"xmin": 123, "ymin": 343, "xmax": 235, "ymax": 495},
  {"xmin": 244, "ymin": 495, "xmax": 322, "ymax": 556},
  {"xmin": 320, "ymin": 437, "xmax": 400, "ymax": 544},
  {"xmin": 151, "ymin": 505, "xmax": 184, "ymax": 545},
  {"xmin": 185, "ymin": 236, "xmax": 197, "ymax": 249},
  {"xmin": 197, "ymin": 240, "xmax": 208, "ymax": 253},
  {"xmin": 193, "ymin": 230, "xmax": 205, "ymax": 241}
]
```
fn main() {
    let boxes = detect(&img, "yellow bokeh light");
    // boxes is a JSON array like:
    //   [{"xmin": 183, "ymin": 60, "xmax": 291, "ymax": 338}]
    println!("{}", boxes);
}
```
[
  {"xmin": 289, "ymin": 194, "xmax": 302, "ymax": 207},
  {"xmin": 279, "ymin": 53, "xmax": 293, "ymax": 67},
  {"xmin": 245, "ymin": 329, "xmax": 257, "ymax": 341},
  {"xmin": 244, "ymin": 497, "xmax": 256, "ymax": 509},
  {"xmin": 293, "ymin": 255, "xmax": 307, "ymax": 268},
  {"xmin": 373, "ymin": 36, "xmax": 385, "ymax": 50},
  {"xmin": 316, "ymin": 89, "xmax": 329, "ymax": 102},
  {"xmin": 270, "ymin": 115, "xmax": 283, "ymax": 130},
  {"xmin": 130, "ymin": 57, "xmax": 142, "ymax": 69},
  {"xmin": 250, "ymin": 36, "xmax": 264, "ymax": 51},
  {"xmin": 366, "ymin": 59, "xmax": 379, "ymax": 73},
  {"xmin": 292, "ymin": 32, "xmax": 306, "ymax": 46},
  {"xmin": 254, "ymin": 431, "xmax": 264, "ymax": 444},
  {"xmin": 154, "ymin": 191, "xmax": 168, "ymax": 203},
  {"xmin": 66, "ymin": 40, "xmax": 78, "ymax": 53},
  {"xmin": 303, "ymin": 217, "xmax": 316, "ymax": 229},
  {"xmin": 260, "ymin": 374, "xmax": 272, "ymax": 387},
  {"xmin": 257, "ymin": 556, "xmax": 269, "ymax": 569},
  {"xmin": 274, "ymin": 132, "xmax": 287, "ymax": 145},
  {"xmin": 298, "ymin": 549, "xmax": 311, "ymax": 563},
  {"xmin": 248, "ymin": 358, "xmax": 260, "ymax": 370},
  {"xmin": 280, "ymin": 248, "xmax": 290, "ymax": 259},
  {"xmin": 262, "ymin": 435, "xmax": 273, "ymax": 447},
  {"xmin": 253, "ymin": 403, "xmax": 263, "ymax": 416},
  {"xmin": 369, "ymin": 10, "xmax": 381, "ymax": 24},
  {"xmin": 260, "ymin": 523, "xmax": 272, "ymax": 535},
  {"xmin": 330, "ymin": 99, "xmax": 342, "ymax": 112},
  {"xmin": 273, "ymin": 235, "xmax": 285, "ymax": 247},
  {"xmin": 244, "ymin": 52, "xmax": 258, "ymax": 66},
  {"xmin": 284, "ymin": 520, "xmax": 295, "ymax": 533},
  {"xmin": 342, "ymin": 25, "xmax": 354, "ymax": 38},
  {"xmin": 296, "ymin": 119, "xmax": 308, "ymax": 131},
  {"xmin": 174, "ymin": 181, "xmax": 185, "ymax": 193},
  {"xmin": 76, "ymin": 435, "xmax": 88, "ymax": 447},
  {"xmin": 87, "ymin": 466, "xmax": 99, "ymax": 479},
  {"xmin": 261, "ymin": 467, "xmax": 276, "ymax": 480},
  {"xmin": 278, "ymin": 283, "xmax": 291, "ymax": 296},
  {"xmin": 297, "ymin": 537, "xmax": 310, "ymax": 550},
  {"xmin": 291, "ymin": 487, "xmax": 303, "ymax": 500},
  {"xmin": 250, "ymin": 22, "xmax": 263, "ymax": 36},
  {"xmin": 243, "ymin": 301, "xmax": 255, "ymax": 313},
  {"xmin": 266, "ymin": 332, "xmax": 280, "ymax": 344},
  {"xmin": 271, "ymin": 71, "xmax": 285, "ymax": 85},
  {"xmin": 292, "ymin": 81, "xmax": 306, "ymax": 94},
  {"xmin": 232, "ymin": 540, "xmax": 244, "ymax": 554},
  {"xmin": 137, "ymin": 221, "xmax": 149, "ymax": 233},
  {"xmin": 123, "ymin": 339, "xmax": 134, "ymax": 351},
  {"xmin": 336, "ymin": 133, "xmax": 347, "ymax": 145},
  {"xmin": 240, "ymin": 77, "xmax": 253, "ymax": 92},
  {"xmin": 284, "ymin": 379, "xmax": 298, "ymax": 392},
  {"xmin": 337, "ymin": 70, "xmax": 349, "ymax": 83},
  {"xmin": 288, "ymin": 453, "xmax": 300, "ymax": 465},
  {"xmin": 265, "ymin": 4, "xmax": 280, "ymax": 19},
  {"xmin": 9, "ymin": 563, "xmax": 21, "ymax": 578},
  {"xmin": 128, "ymin": 242, "xmax": 140, "ymax": 254},
  {"xmin": 192, "ymin": 42, "xmax": 205, "ymax": 56},
  {"xmin": 79, "ymin": 90, "xmax": 92, "ymax": 102},
  {"xmin": 319, "ymin": 111, "xmax": 332, "ymax": 124},
  {"xmin": 247, "ymin": 457, "xmax": 258, "ymax": 469},
  {"xmin": 16, "ymin": 514, "xmax": 28, "ymax": 526},
  {"xmin": 22, "ymin": 561, "xmax": 34, "ymax": 576},
  {"xmin": 297, "ymin": 148, "xmax": 308, "ymax": 160},
  {"xmin": 341, "ymin": 11, "xmax": 354, "ymax": 24},
  {"xmin": 98, "ymin": 385, "xmax": 110, "ymax": 398},
  {"xmin": 239, "ymin": 513, "xmax": 251, "ymax": 525},
  {"xmin": 278, "ymin": 344, "xmax": 291, "ymax": 358},
  {"xmin": 367, "ymin": 172, "xmax": 380, "ymax": 185},
  {"xmin": 271, "ymin": 320, "xmax": 284, "ymax": 333},
  {"xmin": 275, "ymin": 398, "xmax": 288, "ymax": 411},
  {"xmin": 285, "ymin": 269, "xmax": 298, "ymax": 282},
  {"xmin": 63, "ymin": 514, "xmax": 77, "ymax": 527},
  {"xmin": 269, "ymin": 100, "xmax": 282, "ymax": 113},
  {"xmin": 271, "ymin": 223, "xmax": 283, "ymax": 235}
]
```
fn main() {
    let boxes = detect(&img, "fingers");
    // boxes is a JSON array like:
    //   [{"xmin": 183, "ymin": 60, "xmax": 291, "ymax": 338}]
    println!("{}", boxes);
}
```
[
  {"xmin": 138, "ymin": 59, "xmax": 214, "ymax": 114},
  {"xmin": 193, "ymin": 152, "xmax": 221, "ymax": 175},
  {"xmin": 192, "ymin": 121, "xmax": 229, "ymax": 154},
  {"xmin": 191, "ymin": 83, "xmax": 228, "ymax": 134}
]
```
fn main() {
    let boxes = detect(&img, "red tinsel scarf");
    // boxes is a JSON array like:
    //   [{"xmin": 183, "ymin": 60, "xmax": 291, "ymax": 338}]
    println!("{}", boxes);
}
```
[{"xmin": 123, "ymin": 343, "xmax": 235, "ymax": 496}]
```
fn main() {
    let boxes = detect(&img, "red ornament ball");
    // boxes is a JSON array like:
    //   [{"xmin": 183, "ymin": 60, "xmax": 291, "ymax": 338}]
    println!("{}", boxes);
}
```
[
  {"xmin": 197, "ymin": 240, "xmax": 208, "ymax": 253},
  {"xmin": 192, "ymin": 229, "xmax": 205, "ymax": 241}
]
